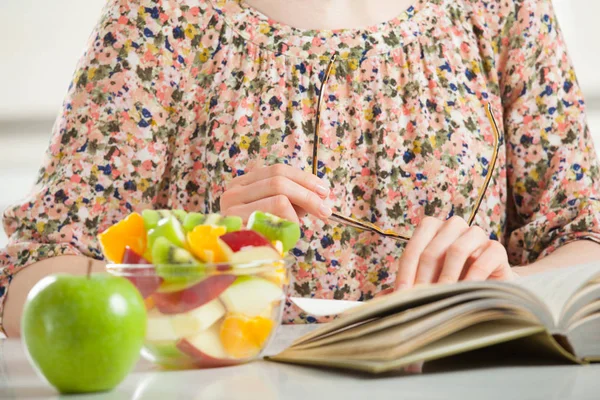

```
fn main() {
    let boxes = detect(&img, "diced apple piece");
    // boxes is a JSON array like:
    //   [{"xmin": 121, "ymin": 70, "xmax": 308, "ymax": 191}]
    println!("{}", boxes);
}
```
[
  {"xmin": 219, "ymin": 276, "xmax": 284, "ymax": 316},
  {"xmin": 146, "ymin": 311, "xmax": 179, "ymax": 342},
  {"xmin": 153, "ymin": 275, "xmax": 236, "ymax": 314},
  {"xmin": 146, "ymin": 298, "xmax": 225, "ymax": 341},
  {"xmin": 171, "ymin": 298, "xmax": 225, "ymax": 337},
  {"xmin": 176, "ymin": 323, "xmax": 240, "ymax": 368},
  {"xmin": 229, "ymin": 246, "xmax": 282, "ymax": 264}
]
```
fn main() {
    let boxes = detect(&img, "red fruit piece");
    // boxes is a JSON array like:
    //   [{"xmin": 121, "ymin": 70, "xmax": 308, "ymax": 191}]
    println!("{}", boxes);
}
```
[
  {"xmin": 122, "ymin": 246, "xmax": 151, "ymax": 264},
  {"xmin": 121, "ymin": 246, "xmax": 159, "ymax": 298},
  {"xmin": 220, "ymin": 230, "xmax": 272, "ymax": 252},
  {"xmin": 176, "ymin": 338, "xmax": 240, "ymax": 369},
  {"xmin": 153, "ymin": 275, "xmax": 236, "ymax": 314},
  {"xmin": 127, "ymin": 276, "xmax": 163, "ymax": 299}
]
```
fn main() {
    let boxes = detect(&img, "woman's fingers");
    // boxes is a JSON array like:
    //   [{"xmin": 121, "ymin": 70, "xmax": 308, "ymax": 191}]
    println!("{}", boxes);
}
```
[
  {"xmin": 222, "ymin": 195, "xmax": 300, "ymax": 224},
  {"xmin": 221, "ymin": 163, "xmax": 331, "ymax": 222},
  {"xmin": 293, "ymin": 205, "xmax": 308, "ymax": 218},
  {"xmin": 228, "ymin": 164, "xmax": 330, "ymax": 199},
  {"xmin": 463, "ymin": 240, "xmax": 512, "ymax": 281},
  {"xmin": 221, "ymin": 176, "xmax": 332, "ymax": 220},
  {"xmin": 436, "ymin": 226, "xmax": 489, "ymax": 284},
  {"xmin": 395, "ymin": 217, "xmax": 444, "ymax": 290},
  {"xmin": 395, "ymin": 215, "xmax": 513, "ymax": 290},
  {"xmin": 414, "ymin": 216, "xmax": 469, "ymax": 285}
]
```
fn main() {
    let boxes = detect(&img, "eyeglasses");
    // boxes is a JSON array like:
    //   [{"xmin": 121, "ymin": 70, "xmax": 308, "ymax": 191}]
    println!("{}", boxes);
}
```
[{"xmin": 312, "ymin": 54, "xmax": 500, "ymax": 241}]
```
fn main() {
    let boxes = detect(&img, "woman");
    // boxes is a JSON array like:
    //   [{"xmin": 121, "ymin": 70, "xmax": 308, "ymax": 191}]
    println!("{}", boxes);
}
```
[{"xmin": 2, "ymin": 0, "xmax": 600, "ymax": 337}]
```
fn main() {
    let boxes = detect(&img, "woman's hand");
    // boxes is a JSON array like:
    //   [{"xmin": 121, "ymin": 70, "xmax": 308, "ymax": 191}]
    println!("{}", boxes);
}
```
[
  {"xmin": 395, "ymin": 216, "xmax": 516, "ymax": 290},
  {"xmin": 220, "ymin": 164, "xmax": 332, "ymax": 224}
]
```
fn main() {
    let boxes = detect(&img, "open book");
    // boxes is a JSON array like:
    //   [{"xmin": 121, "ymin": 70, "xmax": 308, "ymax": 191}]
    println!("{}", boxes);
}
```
[{"xmin": 267, "ymin": 263, "xmax": 600, "ymax": 373}]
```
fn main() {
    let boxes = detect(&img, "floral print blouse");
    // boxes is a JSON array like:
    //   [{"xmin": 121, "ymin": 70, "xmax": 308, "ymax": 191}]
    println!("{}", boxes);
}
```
[{"xmin": 2, "ymin": 0, "xmax": 600, "ymax": 333}]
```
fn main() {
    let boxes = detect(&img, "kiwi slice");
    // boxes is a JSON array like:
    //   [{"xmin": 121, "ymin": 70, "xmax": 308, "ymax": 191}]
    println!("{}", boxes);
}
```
[
  {"xmin": 247, "ymin": 211, "xmax": 301, "ymax": 252},
  {"xmin": 183, "ymin": 212, "xmax": 207, "ymax": 232},
  {"xmin": 154, "ymin": 264, "xmax": 205, "ymax": 293},
  {"xmin": 155, "ymin": 263, "xmax": 206, "ymax": 276},
  {"xmin": 219, "ymin": 215, "xmax": 243, "ymax": 232},
  {"xmin": 142, "ymin": 209, "xmax": 161, "ymax": 231},
  {"xmin": 183, "ymin": 213, "xmax": 242, "ymax": 233},
  {"xmin": 147, "ymin": 215, "xmax": 187, "ymax": 251},
  {"xmin": 171, "ymin": 209, "xmax": 188, "ymax": 224},
  {"xmin": 155, "ymin": 261, "xmax": 206, "ymax": 293},
  {"xmin": 155, "ymin": 276, "xmax": 205, "ymax": 293},
  {"xmin": 155, "ymin": 209, "xmax": 187, "ymax": 224},
  {"xmin": 151, "ymin": 237, "xmax": 205, "ymax": 290},
  {"xmin": 151, "ymin": 237, "xmax": 198, "ymax": 265},
  {"xmin": 143, "ymin": 209, "xmax": 187, "ymax": 230}
]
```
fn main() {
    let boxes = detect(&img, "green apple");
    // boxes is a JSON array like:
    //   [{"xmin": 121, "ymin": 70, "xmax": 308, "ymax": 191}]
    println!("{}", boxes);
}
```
[
  {"xmin": 219, "ymin": 276, "xmax": 283, "ymax": 316},
  {"xmin": 21, "ymin": 273, "xmax": 147, "ymax": 394}
]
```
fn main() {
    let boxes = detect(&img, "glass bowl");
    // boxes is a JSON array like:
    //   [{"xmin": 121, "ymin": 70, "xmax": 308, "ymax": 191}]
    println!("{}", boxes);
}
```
[{"xmin": 106, "ymin": 257, "xmax": 293, "ymax": 369}]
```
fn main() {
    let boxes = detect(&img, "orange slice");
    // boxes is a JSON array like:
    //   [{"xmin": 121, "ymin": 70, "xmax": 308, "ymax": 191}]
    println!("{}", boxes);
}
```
[
  {"xmin": 219, "ymin": 314, "xmax": 274, "ymax": 359},
  {"xmin": 187, "ymin": 225, "xmax": 230, "ymax": 263},
  {"xmin": 260, "ymin": 266, "xmax": 288, "ymax": 286},
  {"xmin": 144, "ymin": 296, "xmax": 155, "ymax": 311},
  {"xmin": 272, "ymin": 240, "xmax": 284, "ymax": 256},
  {"xmin": 98, "ymin": 212, "xmax": 146, "ymax": 263}
]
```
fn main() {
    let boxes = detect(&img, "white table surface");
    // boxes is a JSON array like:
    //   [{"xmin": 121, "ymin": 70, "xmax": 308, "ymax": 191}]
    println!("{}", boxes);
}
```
[{"xmin": 1, "ymin": 325, "xmax": 600, "ymax": 400}]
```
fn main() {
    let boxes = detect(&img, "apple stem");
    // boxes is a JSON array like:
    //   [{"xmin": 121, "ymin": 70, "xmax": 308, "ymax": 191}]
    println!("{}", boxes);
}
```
[{"xmin": 87, "ymin": 259, "xmax": 92, "ymax": 279}]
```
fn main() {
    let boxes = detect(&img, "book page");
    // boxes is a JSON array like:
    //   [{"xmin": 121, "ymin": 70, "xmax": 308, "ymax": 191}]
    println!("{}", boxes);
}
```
[
  {"xmin": 517, "ymin": 263, "xmax": 600, "ymax": 327},
  {"xmin": 292, "ymin": 291, "xmax": 542, "ymax": 352},
  {"xmin": 561, "ymin": 284, "xmax": 600, "ymax": 328},
  {"xmin": 291, "ymin": 281, "xmax": 536, "ymax": 347},
  {"xmin": 291, "ymin": 290, "xmax": 504, "ymax": 350},
  {"xmin": 263, "ymin": 324, "xmax": 322, "ymax": 357},
  {"xmin": 566, "ymin": 313, "xmax": 600, "ymax": 360},
  {"xmin": 565, "ymin": 299, "xmax": 600, "ymax": 327},
  {"xmin": 269, "ymin": 321, "xmax": 547, "ymax": 373},
  {"xmin": 296, "ymin": 309, "xmax": 523, "ymax": 360}
]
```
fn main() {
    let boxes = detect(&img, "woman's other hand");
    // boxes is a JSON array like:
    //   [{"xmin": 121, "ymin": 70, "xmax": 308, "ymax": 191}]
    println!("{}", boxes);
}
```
[
  {"xmin": 220, "ymin": 164, "xmax": 331, "ymax": 223},
  {"xmin": 395, "ymin": 216, "xmax": 516, "ymax": 290}
]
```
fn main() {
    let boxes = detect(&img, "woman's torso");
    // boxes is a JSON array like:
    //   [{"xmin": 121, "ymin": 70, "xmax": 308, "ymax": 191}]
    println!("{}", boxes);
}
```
[{"xmin": 152, "ymin": 0, "xmax": 509, "ymax": 322}]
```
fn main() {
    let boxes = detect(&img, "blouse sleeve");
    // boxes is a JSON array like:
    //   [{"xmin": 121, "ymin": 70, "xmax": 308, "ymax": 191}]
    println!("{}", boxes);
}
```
[
  {"xmin": 0, "ymin": 0, "xmax": 197, "ymax": 334},
  {"xmin": 499, "ymin": 0, "xmax": 600, "ymax": 265}
]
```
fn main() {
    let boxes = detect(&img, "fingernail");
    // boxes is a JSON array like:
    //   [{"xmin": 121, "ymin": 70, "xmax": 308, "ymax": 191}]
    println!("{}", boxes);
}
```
[
  {"xmin": 396, "ymin": 284, "xmax": 407, "ymax": 290},
  {"xmin": 316, "ymin": 184, "xmax": 330, "ymax": 197},
  {"xmin": 319, "ymin": 203, "xmax": 332, "ymax": 218}
]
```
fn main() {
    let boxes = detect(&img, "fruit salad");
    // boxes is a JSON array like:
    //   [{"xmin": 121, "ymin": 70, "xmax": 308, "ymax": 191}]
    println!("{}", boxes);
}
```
[{"xmin": 99, "ymin": 210, "xmax": 300, "ymax": 369}]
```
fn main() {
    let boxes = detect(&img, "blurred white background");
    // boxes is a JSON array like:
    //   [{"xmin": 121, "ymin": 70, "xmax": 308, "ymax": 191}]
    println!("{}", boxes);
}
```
[{"xmin": 1, "ymin": 0, "xmax": 600, "ymax": 247}]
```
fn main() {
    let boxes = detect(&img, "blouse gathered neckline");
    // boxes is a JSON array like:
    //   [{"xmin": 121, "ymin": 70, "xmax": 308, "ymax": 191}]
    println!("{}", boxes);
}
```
[{"xmin": 208, "ymin": 0, "xmax": 430, "ymax": 58}]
